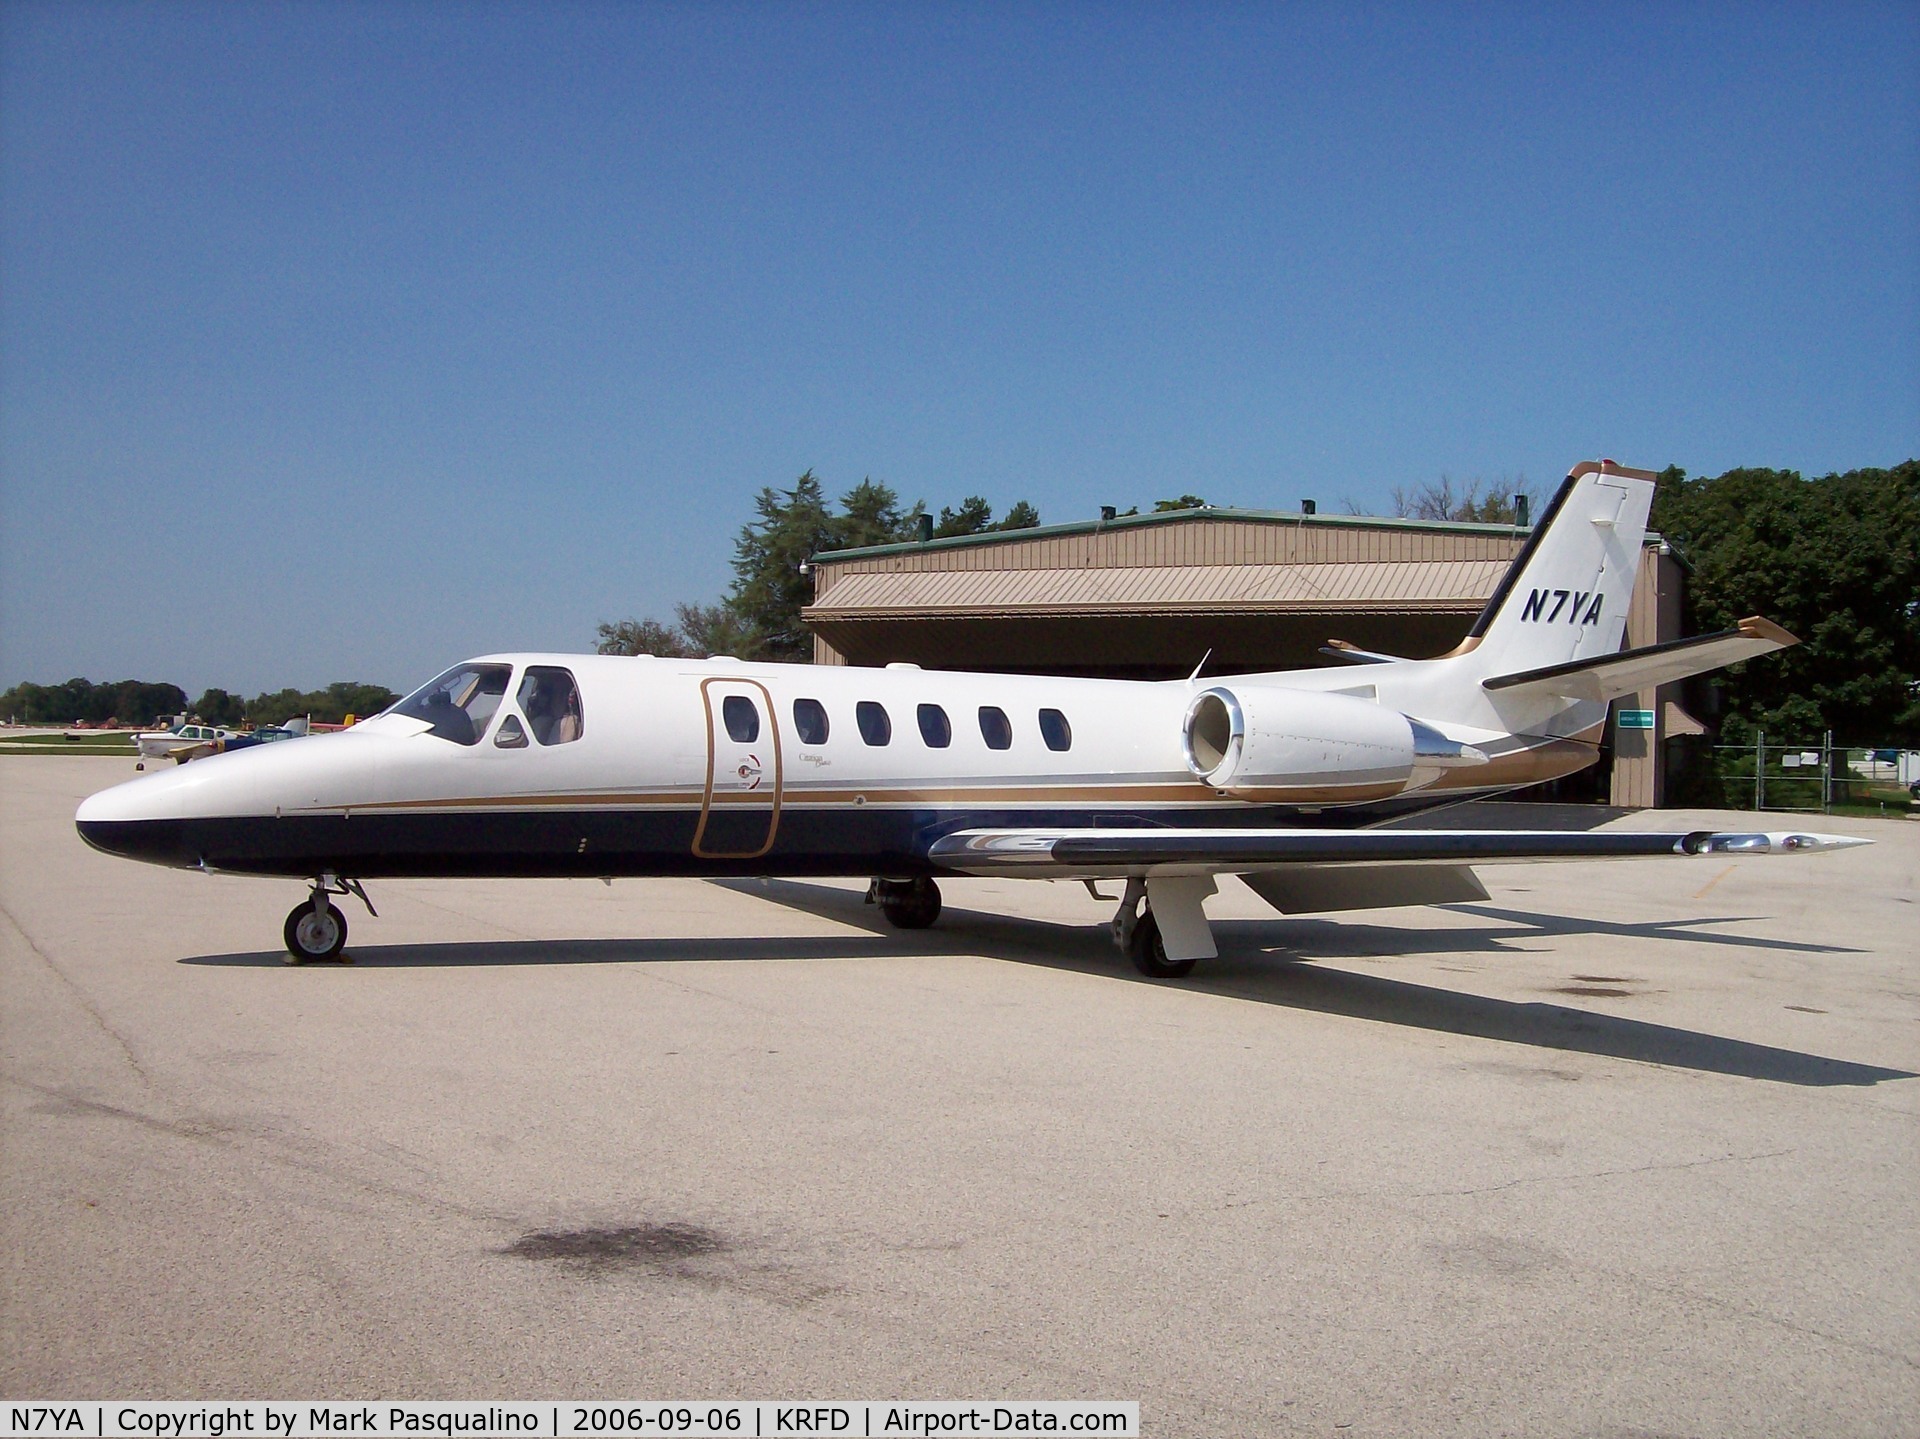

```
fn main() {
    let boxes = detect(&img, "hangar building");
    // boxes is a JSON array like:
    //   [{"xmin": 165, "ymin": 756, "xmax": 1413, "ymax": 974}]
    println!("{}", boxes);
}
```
[{"xmin": 803, "ymin": 505, "xmax": 1697, "ymax": 807}]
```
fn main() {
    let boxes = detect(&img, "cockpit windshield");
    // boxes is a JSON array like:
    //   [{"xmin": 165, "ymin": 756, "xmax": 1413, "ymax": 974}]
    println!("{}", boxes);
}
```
[{"xmin": 390, "ymin": 663, "xmax": 512, "ymax": 745}]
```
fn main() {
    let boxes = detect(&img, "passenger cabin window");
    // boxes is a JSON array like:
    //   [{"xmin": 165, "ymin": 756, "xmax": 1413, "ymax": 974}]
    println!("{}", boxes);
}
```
[
  {"xmin": 518, "ymin": 666, "xmax": 585, "ymax": 745},
  {"xmin": 917, "ymin": 703, "xmax": 951, "ymax": 748},
  {"xmin": 1039, "ymin": 708, "xmax": 1072, "ymax": 752},
  {"xmin": 793, "ymin": 698, "xmax": 829, "ymax": 745},
  {"xmin": 978, "ymin": 706, "xmax": 1012, "ymax": 750},
  {"xmin": 394, "ymin": 663, "xmax": 512, "ymax": 745},
  {"xmin": 720, "ymin": 694, "xmax": 760, "ymax": 743},
  {"xmin": 856, "ymin": 701, "xmax": 891, "ymax": 746}
]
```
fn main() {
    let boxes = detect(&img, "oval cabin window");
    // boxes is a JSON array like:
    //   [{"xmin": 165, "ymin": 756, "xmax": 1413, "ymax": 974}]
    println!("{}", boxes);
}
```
[
  {"xmin": 978, "ymin": 706, "xmax": 1012, "ymax": 750},
  {"xmin": 1039, "ymin": 708, "xmax": 1072, "ymax": 752},
  {"xmin": 722, "ymin": 694, "xmax": 760, "ymax": 743},
  {"xmin": 856, "ymin": 701, "xmax": 892, "ymax": 746},
  {"xmin": 793, "ymin": 698, "xmax": 829, "ymax": 745},
  {"xmin": 917, "ymin": 704, "xmax": 952, "ymax": 748}
]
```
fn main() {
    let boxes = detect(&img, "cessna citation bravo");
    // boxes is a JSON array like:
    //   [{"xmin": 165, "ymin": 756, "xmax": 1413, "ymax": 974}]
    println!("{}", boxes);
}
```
[{"xmin": 77, "ymin": 461, "xmax": 1866, "ymax": 972}]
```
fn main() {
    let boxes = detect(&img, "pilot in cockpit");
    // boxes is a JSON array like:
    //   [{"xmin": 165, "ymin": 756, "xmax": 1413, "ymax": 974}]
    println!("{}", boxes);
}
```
[
  {"xmin": 519, "ymin": 668, "xmax": 583, "ymax": 746},
  {"xmin": 422, "ymin": 686, "xmax": 474, "ymax": 745}
]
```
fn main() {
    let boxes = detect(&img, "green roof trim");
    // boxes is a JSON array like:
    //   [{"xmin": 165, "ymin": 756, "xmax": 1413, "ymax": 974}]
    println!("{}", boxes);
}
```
[{"xmin": 810, "ymin": 506, "xmax": 1536, "ymax": 564}]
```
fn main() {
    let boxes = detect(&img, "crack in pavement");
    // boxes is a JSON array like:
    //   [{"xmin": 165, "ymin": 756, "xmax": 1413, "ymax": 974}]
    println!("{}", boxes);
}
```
[{"xmin": 0, "ymin": 899, "xmax": 166, "ymax": 1101}]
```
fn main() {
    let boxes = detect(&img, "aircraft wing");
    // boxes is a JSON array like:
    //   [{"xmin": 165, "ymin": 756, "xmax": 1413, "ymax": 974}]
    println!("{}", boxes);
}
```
[
  {"xmin": 927, "ymin": 824, "xmax": 1866, "ymax": 881},
  {"xmin": 1480, "ymin": 616, "xmax": 1796, "ymax": 703}
]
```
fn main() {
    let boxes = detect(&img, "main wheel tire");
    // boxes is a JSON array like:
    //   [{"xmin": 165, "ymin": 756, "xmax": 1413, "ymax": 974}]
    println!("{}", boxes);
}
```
[
  {"xmin": 1125, "ymin": 908, "xmax": 1197, "ymax": 979},
  {"xmin": 877, "ymin": 877, "xmax": 942, "ymax": 929},
  {"xmin": 284, "ymin": 900, "xmax": 347, "ymax": 963}
]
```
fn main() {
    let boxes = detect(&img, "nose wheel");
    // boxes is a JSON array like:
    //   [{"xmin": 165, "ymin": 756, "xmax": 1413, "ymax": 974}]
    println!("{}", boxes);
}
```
[
  {"xmin": 282, "ymin": 873, "xmax": 376, "ymax": 963},
  {"xmin": 284, "ymin": 900, "xmax": 347, "ymax": 963}
]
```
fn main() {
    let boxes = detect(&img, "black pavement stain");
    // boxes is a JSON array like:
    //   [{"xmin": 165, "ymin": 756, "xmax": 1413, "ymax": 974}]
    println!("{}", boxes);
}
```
[{"xmin": 503, "ymin": 1222, "xmax": 726, "ymax": 1276}]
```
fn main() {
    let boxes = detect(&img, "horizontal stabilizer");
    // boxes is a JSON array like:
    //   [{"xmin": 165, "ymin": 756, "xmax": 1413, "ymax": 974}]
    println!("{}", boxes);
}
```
[
  {"xmin": 1481, "ymin": 617, "xmax": 1797, "ymax": 703},
  {"xmin": 1318, "ymin": 639, "xmax": 1403, "ymax": 666},
  {"xmin": 927, "ymin": 825, "xmax": 1867, "ymax": 878},
  {"xmin": 1241, "ymin": 863, "xmax": 1488, "ymax": 914}
]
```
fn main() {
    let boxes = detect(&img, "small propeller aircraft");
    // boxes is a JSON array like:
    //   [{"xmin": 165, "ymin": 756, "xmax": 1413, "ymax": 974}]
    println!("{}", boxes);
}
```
[
  {"xmin": 131, "ymin": 719, "xmax": 238, "ymax": 769},
  {"xmin": 77, "ymin": 460, "xmax": 1866, "ymax": 969},
  {"xmin": 132, "ymin": 715, "xmax": 310, "ymax": 770}
]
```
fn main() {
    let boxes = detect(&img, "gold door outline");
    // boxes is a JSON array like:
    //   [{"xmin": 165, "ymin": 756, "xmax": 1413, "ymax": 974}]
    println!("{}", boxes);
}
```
[{"xmin": 692, "ymin": 677, "xmax": 783, "ymax": 859}]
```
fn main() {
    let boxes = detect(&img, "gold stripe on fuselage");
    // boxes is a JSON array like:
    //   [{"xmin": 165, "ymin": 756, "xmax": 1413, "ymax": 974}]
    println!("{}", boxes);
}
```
[{"xmin": 318, "ymin": 726, "xmax": 1596, "ymax": 817}]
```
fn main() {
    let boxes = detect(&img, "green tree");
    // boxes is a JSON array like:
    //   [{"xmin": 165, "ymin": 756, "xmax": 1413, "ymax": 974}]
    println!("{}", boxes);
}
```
[
  {"xmin": 832, "ymin": 477, "xmax": 922, "ymax": 550},
  {"xmin": 324, "ymin": 683, "xmax": 398, "ymax": 722},
  {"xmin": 193, "ymin": 688, "xmax": 246, "ymax": 726},
  {"xmin": 247, "ymin": 683, "xmax": 397, "ymax": 727},
  {"xmin": 724, "ymin": 471, "xmax": 838, "ymax": 660},
  {"xmin": 674, "ymin": 601, "xmax": 758, "ymax": 658},
  {"xmin": 1153, "ymin": 495, "xmax": 1210, "ymax": 512},
  {"xmin": 1390, "ymin": 474, "xmax": 1537, "ymax": 524},
  {"xmin": 927, "ymin": 493, "xmax": 1044, "ymax": 537},
  {"xmin": 591, "ymin": 471, "xmax": 1042, "ymax": 663},
  {"xmin": 1651, "ymin": 461, "xmax": 1920, "ymax": 745},
  {"xmin": 935, "ymin": 496, "xmax": 996, "ymax": 538},
  {"xmin": 596, "ymin": 617, "xmax": 694, "ymax": 657},
  {"xmin": 0, "ymin": 678, "xmax": 185, "ymax": 725}
]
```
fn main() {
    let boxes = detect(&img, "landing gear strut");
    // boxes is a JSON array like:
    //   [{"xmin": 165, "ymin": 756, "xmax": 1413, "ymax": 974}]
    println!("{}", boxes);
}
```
[
  {"xmin": 1111, "ymin": 878, "xmax": 1194, "ymax": 978},
  {"xmin": 1111, "ymin": 875, "xmax": 1215, "ymax": 979},
  {"xmin": 282, "ymin": 873, "xmax": 376, "ymax": 964},
  {"xmin": 869, "ymin": 876, "xmax": 942, "ymax": 929}
]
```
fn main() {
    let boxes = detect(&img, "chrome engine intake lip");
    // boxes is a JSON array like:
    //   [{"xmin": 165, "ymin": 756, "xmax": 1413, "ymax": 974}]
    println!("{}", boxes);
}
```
[{"xmin": 1181, "ymin": 686, "xmax": 1245, "ymax": 786}]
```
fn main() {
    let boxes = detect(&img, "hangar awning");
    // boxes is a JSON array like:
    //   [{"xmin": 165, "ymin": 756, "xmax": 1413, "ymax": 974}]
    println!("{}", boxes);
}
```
[{"xmin": 805, "ymin": 559, "xmax": 1510, "ymax": 621}]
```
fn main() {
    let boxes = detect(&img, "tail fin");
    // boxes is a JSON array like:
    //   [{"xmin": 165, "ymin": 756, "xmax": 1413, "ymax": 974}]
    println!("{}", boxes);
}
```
[{"xmin": 1450, "ymin": 460, "xmax": 1657, "ymax": 682}]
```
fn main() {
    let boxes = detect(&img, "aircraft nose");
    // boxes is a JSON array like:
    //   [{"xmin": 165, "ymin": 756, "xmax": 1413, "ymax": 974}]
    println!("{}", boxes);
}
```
[{"xmin": 76, "ymin": 772, "xmax": 199, "ymax": 868}]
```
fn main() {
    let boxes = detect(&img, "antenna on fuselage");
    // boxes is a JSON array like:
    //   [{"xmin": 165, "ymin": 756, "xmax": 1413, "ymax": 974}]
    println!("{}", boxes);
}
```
[{"xmin": 1187, "ymin": 649, "xmax": 1213, "ymax": 683}]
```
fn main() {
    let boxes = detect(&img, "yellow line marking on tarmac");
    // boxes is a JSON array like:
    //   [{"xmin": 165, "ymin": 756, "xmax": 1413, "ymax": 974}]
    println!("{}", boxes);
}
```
[{"xmin": 1692, "ymin": 864, "xmax": 1737, "ymax": 900}]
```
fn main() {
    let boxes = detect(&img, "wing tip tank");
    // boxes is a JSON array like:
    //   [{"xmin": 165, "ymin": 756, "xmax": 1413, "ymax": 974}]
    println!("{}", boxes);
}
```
[{"xmin": 1681, "ymin": 830, "xmax": 1871, "ymax": 855}]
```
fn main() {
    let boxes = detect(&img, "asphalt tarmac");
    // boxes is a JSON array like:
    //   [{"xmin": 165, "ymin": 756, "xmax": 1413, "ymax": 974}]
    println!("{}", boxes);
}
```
[{"xmin": 4, "ymin": 756, "xmax": 1916, "ymax": 1435}]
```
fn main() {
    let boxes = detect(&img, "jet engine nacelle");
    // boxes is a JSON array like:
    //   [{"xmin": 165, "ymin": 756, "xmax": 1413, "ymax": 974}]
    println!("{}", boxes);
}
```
[{"xmin": 1180, "ymin": 685, "xmax": 1484, "ymax": 802}]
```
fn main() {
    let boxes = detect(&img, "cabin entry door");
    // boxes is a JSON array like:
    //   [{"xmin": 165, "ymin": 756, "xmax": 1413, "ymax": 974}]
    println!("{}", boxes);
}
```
[{"xmin": 694, "ymin": 678, "xmax": 783, "ymax": 860}]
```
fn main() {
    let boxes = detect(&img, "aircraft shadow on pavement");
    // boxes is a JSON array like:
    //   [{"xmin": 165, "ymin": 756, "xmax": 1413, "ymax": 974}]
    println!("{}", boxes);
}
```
[
  {"xmin": 183, "ymin": 878, "xmax": 1910, "ymax": 1089},
  {"xmin": 732, "ymin": 879, "xmax": 1913, "ymax": 1089}
]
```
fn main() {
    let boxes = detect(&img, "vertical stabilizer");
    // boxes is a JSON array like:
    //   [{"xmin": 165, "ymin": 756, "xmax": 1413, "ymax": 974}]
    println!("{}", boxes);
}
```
[{"xmin": 1451, "ymin": 460, "xmax": 1657, "ymax": 682}]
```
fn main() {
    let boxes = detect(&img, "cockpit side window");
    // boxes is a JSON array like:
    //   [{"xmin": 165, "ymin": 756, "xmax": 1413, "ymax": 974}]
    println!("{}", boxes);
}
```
[
  {"xmin": 517, "ymin": 666, "xmax": 585, "ymax": 745},
  {"xmin": 392, "ymin": 663, "xmax": 513, "ymax": 745}
]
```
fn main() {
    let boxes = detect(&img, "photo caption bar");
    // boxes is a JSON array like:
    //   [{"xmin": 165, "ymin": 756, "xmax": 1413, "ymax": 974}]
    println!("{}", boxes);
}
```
[{"xmin": 2, "ymin": 1403, "xmax": 1139, "ymax": 1438}]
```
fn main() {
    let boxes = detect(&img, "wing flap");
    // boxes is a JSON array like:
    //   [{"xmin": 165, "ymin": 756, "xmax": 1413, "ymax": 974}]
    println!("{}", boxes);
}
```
[
  {"xmin": 1240, "ymin": 863, "xmax": 1489, "ymax": 914},
  {"xmin": 1480, "ymin": 617, "xmax": 1796, "ymax": 703}
]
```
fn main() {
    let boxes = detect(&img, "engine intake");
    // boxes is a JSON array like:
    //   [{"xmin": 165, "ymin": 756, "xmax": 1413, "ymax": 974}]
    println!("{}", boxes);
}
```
[{"xmin": 1181, "ymin": 685, "xmax": 1483, "ymax": 802}]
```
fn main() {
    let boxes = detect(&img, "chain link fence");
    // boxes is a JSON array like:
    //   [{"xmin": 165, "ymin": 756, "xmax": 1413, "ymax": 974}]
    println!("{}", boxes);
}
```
[{"xmin": 1679, "ymin": 732, "xmax": 1918, "ymax": 816}]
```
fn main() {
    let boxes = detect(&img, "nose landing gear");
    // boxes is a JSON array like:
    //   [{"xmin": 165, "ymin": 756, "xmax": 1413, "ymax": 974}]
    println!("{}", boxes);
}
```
[{"xmin": 282, "ymin": 873, "xmax": 377, "ymax": 964}]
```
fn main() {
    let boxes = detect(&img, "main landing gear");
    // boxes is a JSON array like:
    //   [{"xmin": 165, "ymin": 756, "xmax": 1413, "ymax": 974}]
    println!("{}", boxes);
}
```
[
  {"xmin": 1110, "ymin": 876, "xmax": 1219, "ymax": 979},
  {"xmin": 869, "ymin": 876, "xmax": 942, "ymax": 929},
  {"xmin": 283, "ymin": 873, "xmax": 377, "ymax": 964}
]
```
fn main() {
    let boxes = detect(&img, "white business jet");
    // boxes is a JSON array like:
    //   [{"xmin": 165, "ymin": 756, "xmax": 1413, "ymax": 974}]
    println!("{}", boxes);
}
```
[{"xmin": 77, "ymin": 461, "xmax": 1865, "ymax": 968}]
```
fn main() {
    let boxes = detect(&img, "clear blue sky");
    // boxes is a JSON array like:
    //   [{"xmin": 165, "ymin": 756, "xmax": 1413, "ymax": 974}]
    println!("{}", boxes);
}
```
[{"xmin": 3, "ymin": 2, "xmax": 1914, "ymax": 698}]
